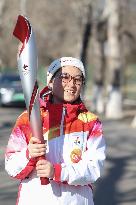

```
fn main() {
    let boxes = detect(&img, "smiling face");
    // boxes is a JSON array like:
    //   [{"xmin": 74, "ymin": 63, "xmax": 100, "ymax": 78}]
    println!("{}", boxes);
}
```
[{"xmin": 49, "ymin": 66, "xmax": 84, "ymax": 104}]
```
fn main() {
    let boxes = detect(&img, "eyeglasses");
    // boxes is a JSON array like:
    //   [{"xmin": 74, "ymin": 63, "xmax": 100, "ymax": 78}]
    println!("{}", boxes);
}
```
[{"xmin": 58, "ymin": 73, "xmax": 84, "ymax": 85}]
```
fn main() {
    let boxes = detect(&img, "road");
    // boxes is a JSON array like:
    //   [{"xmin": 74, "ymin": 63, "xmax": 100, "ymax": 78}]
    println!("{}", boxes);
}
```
[
  {"xmin": 0, "ymin": 107, "xmax": 23, "ymax": 205},
  {"xmin": 94, "ymin": 117, "xmax": 136, "ymax": 205},
  {"xmin": 0, "ymin": 107, "xmax": 136, "ymax": 205}
]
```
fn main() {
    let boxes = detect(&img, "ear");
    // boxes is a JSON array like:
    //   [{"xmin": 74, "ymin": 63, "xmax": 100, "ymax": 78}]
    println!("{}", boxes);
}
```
[{"xmin": 48, "ymin": 81, "xmax": 53, "ymax": 90}]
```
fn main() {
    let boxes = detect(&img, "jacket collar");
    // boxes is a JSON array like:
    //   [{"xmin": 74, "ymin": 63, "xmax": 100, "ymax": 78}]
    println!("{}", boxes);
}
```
[{"xmin": 39, "ymin": 87, "xmax": 87, "ymax": 122}]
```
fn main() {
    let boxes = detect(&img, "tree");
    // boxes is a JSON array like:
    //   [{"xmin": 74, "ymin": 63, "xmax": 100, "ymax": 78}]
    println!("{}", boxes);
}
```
[
  {"xmin": 104, "ymin": 0, "xmax": 123, "ymax": 119},
  {"xmin": 0, "ymin": 0, "xmax": 6, "ymax": 70},
  {"xmin": 91, "ymin": 18, "xmax": 107, "ymax": 114},
  {"xmin": 80, "ymin": 4, "xmax": 92, "ymax": 68}
]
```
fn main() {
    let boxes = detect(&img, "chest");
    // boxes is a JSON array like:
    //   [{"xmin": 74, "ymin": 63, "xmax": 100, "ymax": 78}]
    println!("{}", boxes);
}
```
[{"xmin": 45, "ymin": 129, "xmax": 89, "ymax": 164}]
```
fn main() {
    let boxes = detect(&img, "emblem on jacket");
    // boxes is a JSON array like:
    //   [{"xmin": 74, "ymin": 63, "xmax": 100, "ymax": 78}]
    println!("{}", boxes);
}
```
[{"xmin": 70, "ymin": 137, "xmax": 82, "ymax": 163}]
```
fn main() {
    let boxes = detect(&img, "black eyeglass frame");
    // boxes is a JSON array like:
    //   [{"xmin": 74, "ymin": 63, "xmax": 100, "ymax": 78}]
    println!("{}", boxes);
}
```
[{"xmin": 57, "ymin": 72, "xmax": 85, "ymax": 86}]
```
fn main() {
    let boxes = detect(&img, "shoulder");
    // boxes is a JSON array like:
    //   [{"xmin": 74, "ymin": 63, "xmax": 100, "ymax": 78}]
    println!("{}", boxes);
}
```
[
  {"xmin": 78, "ymin": 111, "xmax": 98, "ymax": 123},
  {"xmin": 15, "ymin": 110, "xmax": 29, "ymax": 127},
  {"xmin": 12, "ymin": 110, "xmax": 32, "ymax": 142}
]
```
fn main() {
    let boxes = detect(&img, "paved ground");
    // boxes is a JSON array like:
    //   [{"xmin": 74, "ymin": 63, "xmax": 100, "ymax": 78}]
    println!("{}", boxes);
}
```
[
  {"xmin": 0, "ymin": 107, "xmax": 22, "ymax": 205},
  {"xmin": 94, "ymin": 117, "xmax": 136, "ymax": 205},
  {"xmin": 0, "ymin": 107, "xmax": 136, "ymax": 205}
]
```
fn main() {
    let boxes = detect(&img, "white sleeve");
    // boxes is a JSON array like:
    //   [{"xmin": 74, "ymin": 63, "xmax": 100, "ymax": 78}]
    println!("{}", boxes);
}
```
[{"xmin": 5, "ymin": 126, "xmax": 36, "ymax": 179}]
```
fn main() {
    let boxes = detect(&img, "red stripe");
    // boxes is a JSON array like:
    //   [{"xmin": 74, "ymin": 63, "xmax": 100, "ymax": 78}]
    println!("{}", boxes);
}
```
[
  {"xmin": 53, "ymin": 164, "xmax": 62, "ymax": 182},
  {"xmin": 29, "ymin": 81, "xmax": 38, "ymax": 120},
  {"xmin": 15, "ymin": 157, "xmax": 36, "ymax": 180},
  {"xmin": 16, "ymin": 183, "xmax": 22, "ymax": 205}
]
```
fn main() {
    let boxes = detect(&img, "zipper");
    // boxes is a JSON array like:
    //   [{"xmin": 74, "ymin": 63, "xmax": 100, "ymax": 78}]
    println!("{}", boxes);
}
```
[{"xmin": 60, "ymin": 106, "xmax": 66, "ymax": 136}]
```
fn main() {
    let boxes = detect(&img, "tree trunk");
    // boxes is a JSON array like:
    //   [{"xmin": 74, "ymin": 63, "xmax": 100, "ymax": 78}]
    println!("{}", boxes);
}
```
[
  {"xmin": 131, "ymin": 115, "xmax": 136, "ymax": 128},
  {"xmin": 105, "ymin": 0, "xmax": 123, "ymax": 119},
  {"xmin": 80, "ymin": 4, "xmax": 92, "ymax": 69},
  {"xmin": 0, "ymin": 0, "xmax": 5, "ymax": 70},
  {"xmin": 91, "ymin": 35, "xmax": 106, "ymax": 113},
  {"xmin": 0, "ymin": 0, "xmax": 5, "ymax": 20},
  {"xmin": 91, "ymin": 84, "xmax": 105, "ymax": 114},
  {"xmin": 79, "ymin": 3, "xmax": 92, "ymax": 99},
  {"xmin": 91, "ymin": 18, "xmax": 107, "ymax": 114}
]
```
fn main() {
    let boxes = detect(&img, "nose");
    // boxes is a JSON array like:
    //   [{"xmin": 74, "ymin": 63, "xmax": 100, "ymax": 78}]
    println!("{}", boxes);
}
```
[{"xmin": 68, "ymin": 77, "xmax": 75, "ymax": 86}]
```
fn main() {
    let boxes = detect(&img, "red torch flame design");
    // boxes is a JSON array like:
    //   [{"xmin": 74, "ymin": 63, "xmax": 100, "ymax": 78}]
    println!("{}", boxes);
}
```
[{"xmin": 13, "ymin": 15, "xmax": 31, "ymax": 56}]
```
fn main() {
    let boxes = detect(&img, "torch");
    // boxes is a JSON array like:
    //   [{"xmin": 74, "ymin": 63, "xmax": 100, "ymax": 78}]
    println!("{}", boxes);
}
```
[{"xmin": 13, "ymin": 15, "xmax": 49, "ymax": 185}]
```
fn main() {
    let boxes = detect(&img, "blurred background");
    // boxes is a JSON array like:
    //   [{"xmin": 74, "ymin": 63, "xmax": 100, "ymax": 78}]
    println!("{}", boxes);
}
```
[{"xmin": 0, "ymin": 0, "xmax": 136, "ymax": 205}]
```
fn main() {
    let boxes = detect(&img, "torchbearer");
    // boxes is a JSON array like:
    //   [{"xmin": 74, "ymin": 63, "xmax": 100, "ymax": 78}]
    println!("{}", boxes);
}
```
[
  {"xmin": 13, "ymin": 15, "xmax": 49, "ymax": 185},
  {"xmin": 5, "ymin": 17, "xmax": 106, "ymax": 205}
]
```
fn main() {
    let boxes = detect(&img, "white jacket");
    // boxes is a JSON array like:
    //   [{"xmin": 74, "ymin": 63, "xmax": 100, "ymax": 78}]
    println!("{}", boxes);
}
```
[{"xmin": 5, "ymin": 100, "xmax": 106, "ymax": 205}]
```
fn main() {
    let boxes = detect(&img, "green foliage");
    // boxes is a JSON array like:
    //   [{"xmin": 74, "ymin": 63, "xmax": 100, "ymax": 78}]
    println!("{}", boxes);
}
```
[
  {"xmin": 125, "ymin": 64, "xmax": 136, "ymax": 84},
  {"xmin": 123, "ymin": 64, "xmax": 136, "ymax": 100},
  {"xmin": 0, "ymin": 67, "xmax": 17, "ymax": 74},
  {"xmin": 37, "ymin": 66, "xmax": 47, "ymax": 90}
]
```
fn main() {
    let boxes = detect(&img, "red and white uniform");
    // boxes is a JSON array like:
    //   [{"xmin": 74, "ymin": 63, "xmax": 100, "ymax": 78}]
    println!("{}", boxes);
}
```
[{"xmin": 5, "ymin": 95, "xmax": 106, "ymax": 205}]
